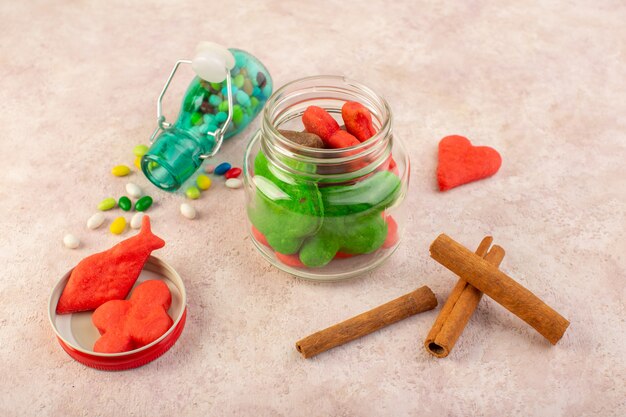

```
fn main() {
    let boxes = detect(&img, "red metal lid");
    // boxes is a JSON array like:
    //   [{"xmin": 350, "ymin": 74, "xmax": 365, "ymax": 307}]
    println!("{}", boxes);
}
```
[{"xmin": 48, "ymin": 256, "xmax": 187, "ymax": 371}]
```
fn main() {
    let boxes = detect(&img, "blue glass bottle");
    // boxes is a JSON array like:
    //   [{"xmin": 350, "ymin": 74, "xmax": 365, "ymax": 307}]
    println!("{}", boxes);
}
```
[{"xmin": 143, "ymin": 48, "xmax": 272, "ymax": 191}]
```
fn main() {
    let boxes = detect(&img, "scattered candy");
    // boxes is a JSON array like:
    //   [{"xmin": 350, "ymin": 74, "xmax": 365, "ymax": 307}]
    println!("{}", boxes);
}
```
[
  {"xmin": 130, "ymin": 212, "xmax": 144, "ymax": 229},
  {"xmin": 180, "ymin": 203, "xmax": 197, "ymax": 219},
  {"xmin": 97, "ymin": 197, "xmax": 116, "ymax": 211},
  {"xmin": 109, "ymin": 217, "xmax": 127, "ymax": 235},
  {"xmin": 133, "ymin": 144, "xmax": 149, "ymax": 157},
  {"xmin": 225, "ymin": 178, "xmax": 243, "ymax": 189},
  {"xmin": 185, "ymin": 186, "xmax": 201, "ymax": 200},
  {"xmin": 225, "ymin": 167, "xmax": 242, "ymax": 179},
  {"xmin": 134, "ymin": 156, "xmax": 142, "ymax": 170},
  {"xmin": 135, "ymin": 196, "xmax": 153, "ymax": 212},
  {"xmin": 56, "ymin": 216, "xmax": 164, "ymax": 314},
  {"xmin": 111, "ymin": 165, "xmax": 131, "ymax": 177},
  {"xmin": 196, "ymin": 175, "xmax": 212, "ymax": 190},
  {"xmin": 125, "ymin": 182, "xmax": 142, "ymax": 198},
  {"xmin": 205, "ymin": 165, "xmax": 215, "ymax": 174},
  {"xmin": 214, "ymin": 162, "xmax": 232, "ymax": 175},
  {"xmin": 63, "ymin": 234, "xmax": 80, "ymax": 249},
  {"xmin": 87, "ymin": 213, "xmax": 105, "ymax": 230},
  {"xmin": 118, "ymin": 196, "xmax": 132, "ymax": 211},
  {"xmin": 342, "ymin": 101, "xmax": 376, "ymax": 142},
  {"xmin": 279, "ymin": 130, "xmax": 324, "ymax": 148}
]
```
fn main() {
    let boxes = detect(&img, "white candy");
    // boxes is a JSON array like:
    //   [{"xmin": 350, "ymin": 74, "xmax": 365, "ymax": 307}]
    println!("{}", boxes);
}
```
[
  {"xmin": 225, "ymin": 178, "xmax": 242, "ymax": 189},
  {"xmin": 130, "ymin": 212, "xmax": 144, "ymax": 229},
  {"xmin": 63, "ymin": 234, "xmax": 80, "ymax": 249},
  {"xmin": 180, "ymin": 203, "xmax": 197, "ymax": 219},
  {"xmin": 126, "ymin": 182, "xmax": 142, "ymax": 198},
  {"xmin": 87, "ymin": 213, "xmax": 105, "ymax": 229}
]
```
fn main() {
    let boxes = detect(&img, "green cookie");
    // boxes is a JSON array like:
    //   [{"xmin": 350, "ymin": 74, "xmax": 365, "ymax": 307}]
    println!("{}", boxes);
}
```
[
  {"xmin": 248, "ymin": 151, "xmax": 323, "ymax": 254},
  {"xmin": 298, "ymin": 211, "xmax": 388, "ymax": 267},
  {"xmin": 320, "ymin": 171, "xmax": 402, "ymax": 216}
]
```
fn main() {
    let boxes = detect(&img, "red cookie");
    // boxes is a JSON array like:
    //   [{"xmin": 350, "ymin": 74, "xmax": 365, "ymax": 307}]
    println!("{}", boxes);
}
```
[
  {"xmin": 56, "ymin": 215, "xmax": 165, "ymax": 314},
  {"xmin": 437, "ymin": 135, "xmax": 502, "ymax": 191},
  {"xmin": 342, "ymin": 101, "xmax": 376, "ymax": 142},
  {"xmin": 92, "ymin": 280, "xmax": 173, "ymax": 353},
  {"xmin": 275, "ymin": 252, "xmax": 305, "ymax": 268},
  {"xmin": 382, "ymin": 215, "xmax": 399, "ymax": 249},
  {"xmin": 251, "ymin": 226, "xmax": 271, "ymax": 248},
  {"xmin": 302, "ymin": 105, "xmax": 340, "ymax": 142},
  {"xmin": 326, "ymin": 129, "xmax": 360, "ymax": 149}
]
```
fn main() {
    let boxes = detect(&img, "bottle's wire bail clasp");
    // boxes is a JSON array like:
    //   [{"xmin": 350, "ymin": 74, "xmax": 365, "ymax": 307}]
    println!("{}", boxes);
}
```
[{"xmin": 149, "ymin": 42, "xmax": 236, "ymax": 159}]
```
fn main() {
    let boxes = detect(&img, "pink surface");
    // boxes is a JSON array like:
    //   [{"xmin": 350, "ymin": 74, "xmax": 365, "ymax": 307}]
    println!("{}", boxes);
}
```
[{"xmin": 0, "ymin": 1, "xmax": 625, "ymax": 416}]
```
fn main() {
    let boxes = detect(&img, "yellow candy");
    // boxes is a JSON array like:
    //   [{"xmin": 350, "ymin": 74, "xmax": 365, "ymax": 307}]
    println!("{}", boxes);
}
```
[
  {"xmin": 134, "ymin": 156, "xmax": 142, "ymax": 169},
  {"xmin": 111, "ymin": 165, "xmax": 131, "ymax": 177},
  {"xmin": 196, "ymin": 174, "xmax": 212, "ymax": 190},
  {"xmin": 110, "ymin": 217, "xmax": 127, "ymax": 235}
]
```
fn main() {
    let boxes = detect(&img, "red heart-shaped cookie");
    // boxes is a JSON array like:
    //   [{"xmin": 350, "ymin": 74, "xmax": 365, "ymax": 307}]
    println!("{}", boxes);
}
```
[{"xmin": 437, "ymin": 135, "xmax": 502, "ymax": 191}]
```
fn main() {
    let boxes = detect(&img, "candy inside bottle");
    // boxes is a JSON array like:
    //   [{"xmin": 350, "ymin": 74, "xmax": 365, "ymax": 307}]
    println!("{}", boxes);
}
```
[{"xmin": 143, "ymin": 47, "xmax": 272, "ymax": 191}]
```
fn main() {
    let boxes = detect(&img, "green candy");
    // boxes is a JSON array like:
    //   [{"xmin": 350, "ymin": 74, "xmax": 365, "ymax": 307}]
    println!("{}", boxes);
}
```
[
  {"xmin": 135, "ymin": 196, "xmax": 153, "ymax": 212},
  {"xmin": 210, "ymin": 82, "xmax": 222, "ymax": 91},
  {"xmin": 118, "ymin": 196, "xmax": 132, "ymax": 211},
  {"xmin": 190, "ymin": 112, "xmax": 203, "ymax": 126},
  {"xmin": 97, "ymin": 197, "xmax": 116, "ymax": 211},
  {"xmin": 185, "ymin": 186, "xmax": 201, "ymax": 200},
  {"xmin": 233, "ymin": 74, "xmax": 245, "ymax": 88},
  {"xmin": 232, "ymin": 105, "xmax": 243, "ymax": 125},
  {"xmin": 218, "ymin": 100, "xmax": 230, "ymax": 113}
]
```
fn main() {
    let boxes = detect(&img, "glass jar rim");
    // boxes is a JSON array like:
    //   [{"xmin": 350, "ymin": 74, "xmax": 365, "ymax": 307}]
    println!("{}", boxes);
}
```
[{"xmin": 261, "ymin": 75, "xmax": 393, "ymax": 161}]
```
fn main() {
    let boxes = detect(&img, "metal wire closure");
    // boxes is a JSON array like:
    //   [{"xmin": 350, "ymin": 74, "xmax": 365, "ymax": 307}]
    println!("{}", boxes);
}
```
[{"xmin": 149, "ymin": 60, "xmax": 233, "ymax": 159}]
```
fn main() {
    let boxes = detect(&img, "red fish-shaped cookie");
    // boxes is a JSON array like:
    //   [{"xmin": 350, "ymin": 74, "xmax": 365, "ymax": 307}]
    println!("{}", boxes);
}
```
[{"xmin": 56, "ymin": 215, "xmax": 165, "ymax": 314}]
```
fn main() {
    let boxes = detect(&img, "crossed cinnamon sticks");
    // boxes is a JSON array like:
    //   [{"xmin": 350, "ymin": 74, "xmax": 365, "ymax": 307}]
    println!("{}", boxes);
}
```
[{"xmin": 296, "ymin": 234, "xmax": 569, "ymax": 359}]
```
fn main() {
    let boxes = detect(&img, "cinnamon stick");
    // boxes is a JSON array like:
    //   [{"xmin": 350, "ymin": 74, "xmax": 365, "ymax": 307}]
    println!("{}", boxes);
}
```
[
  {"xmin": 429, "ymin": 234, "xmax": 569, "ymax": 344},
  {"xmin": 425, "ymin": 237, "xmax": 505, "ymax": 357},
  {"xmin": 296, "ymin": 286, "xmax": 437, "ymax": 358}
]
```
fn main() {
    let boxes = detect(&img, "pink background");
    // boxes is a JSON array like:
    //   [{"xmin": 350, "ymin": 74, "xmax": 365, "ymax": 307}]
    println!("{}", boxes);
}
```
[{"xmin": 1, "ymin": 1, "xmax": 624, "ymax": 415}]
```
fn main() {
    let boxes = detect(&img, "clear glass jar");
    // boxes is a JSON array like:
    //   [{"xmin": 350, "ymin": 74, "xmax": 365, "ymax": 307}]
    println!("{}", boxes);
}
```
[{"xmin": 243, "ymin": 76, "xmax": 409, "ymax": 281}]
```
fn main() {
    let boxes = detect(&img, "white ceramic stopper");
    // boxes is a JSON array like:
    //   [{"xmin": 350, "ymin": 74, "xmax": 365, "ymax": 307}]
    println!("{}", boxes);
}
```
[{"xmin": 192, "ymin": 42, "xmax": 235, "ymax": 83}]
